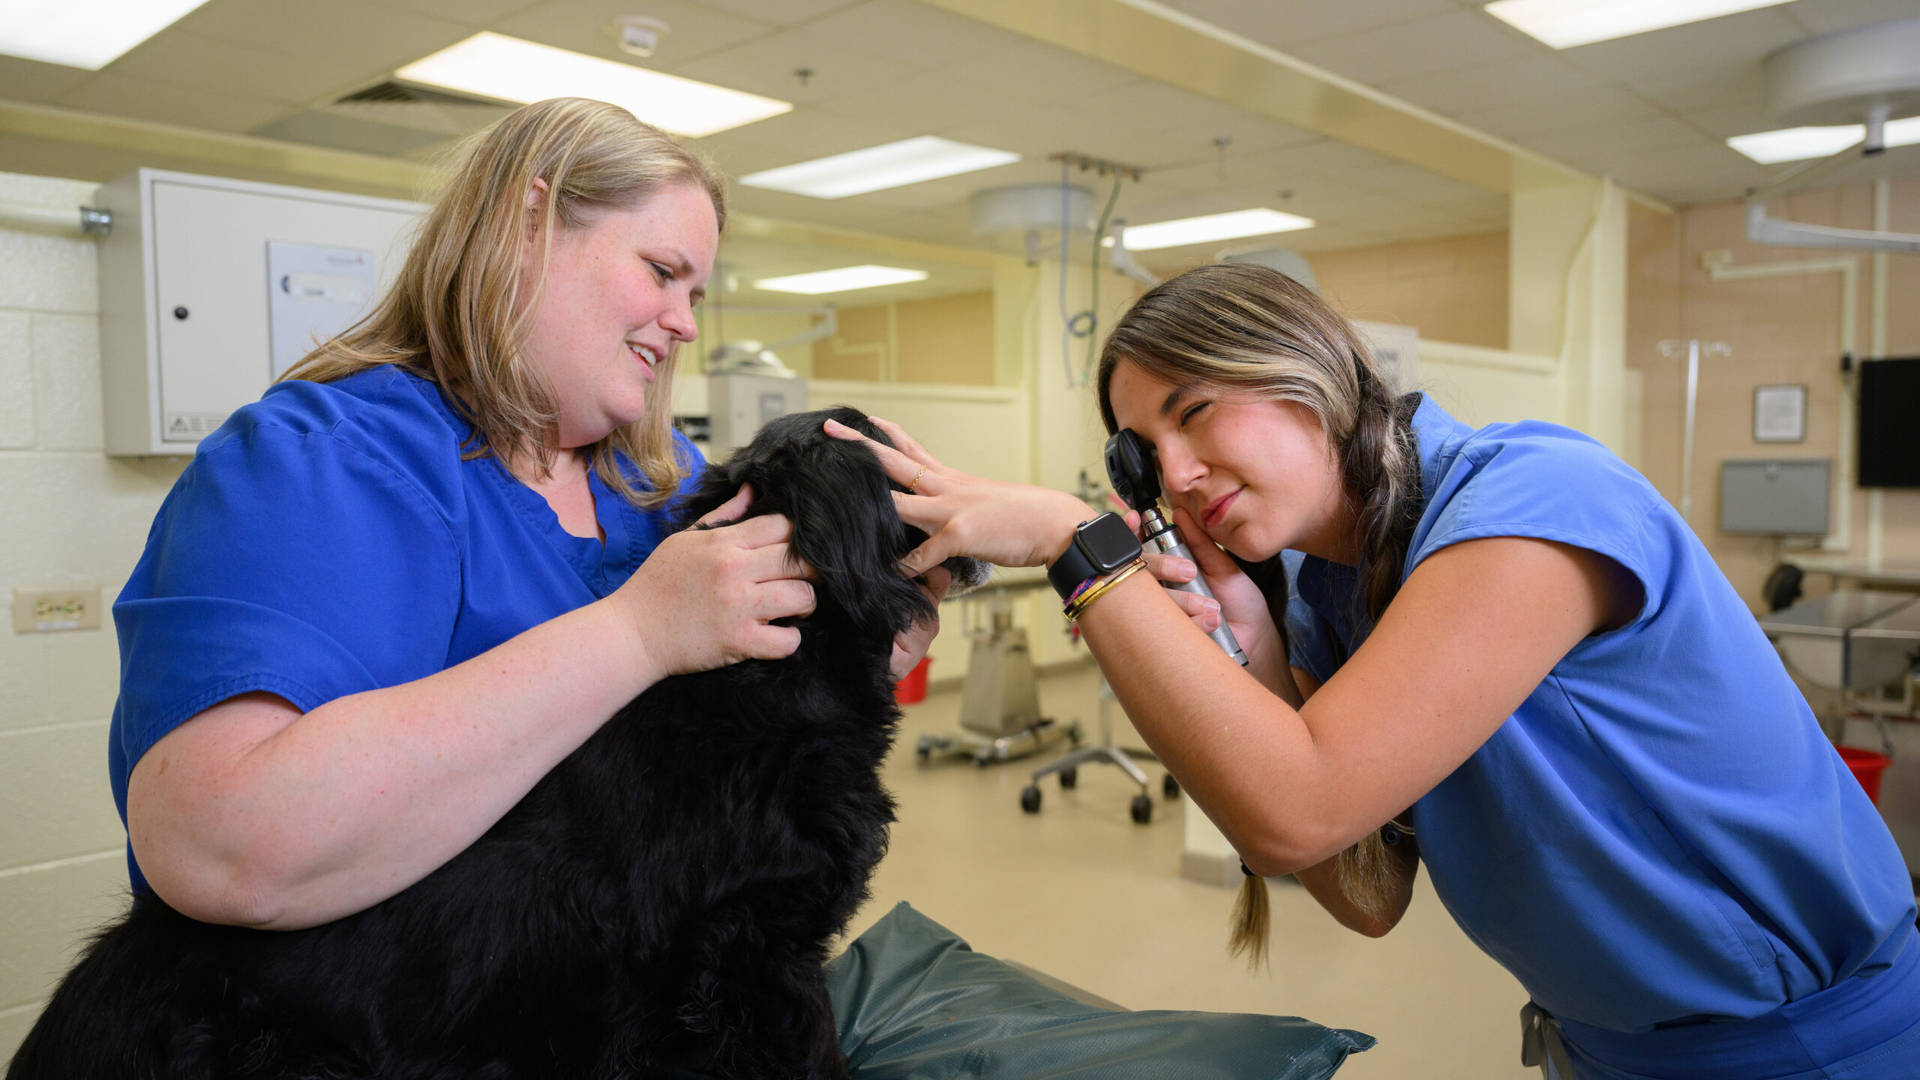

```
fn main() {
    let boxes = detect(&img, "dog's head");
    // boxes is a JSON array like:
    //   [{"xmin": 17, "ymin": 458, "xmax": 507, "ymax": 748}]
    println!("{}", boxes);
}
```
[{"xmin": 675, "ymin": 406, "xmax": 989, "ymax": 645}]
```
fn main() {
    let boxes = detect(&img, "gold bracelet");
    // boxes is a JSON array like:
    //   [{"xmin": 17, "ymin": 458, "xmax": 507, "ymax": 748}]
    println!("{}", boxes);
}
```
[{"xmin": 1064, "ymin": 558, "xmax": 1147, "ymax": 622}]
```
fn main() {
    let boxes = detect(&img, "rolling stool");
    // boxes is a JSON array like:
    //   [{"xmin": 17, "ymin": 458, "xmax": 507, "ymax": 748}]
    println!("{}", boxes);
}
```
[{"xmin": 1020, "ymin": 677, "xmax": 1179, "ymax": 823}]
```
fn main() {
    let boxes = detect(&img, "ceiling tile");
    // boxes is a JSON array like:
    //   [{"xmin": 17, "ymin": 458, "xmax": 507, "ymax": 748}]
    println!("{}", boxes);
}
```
[
  {"xmin": 176, "ymin": 0, "xmax": 471, "ymax": 76},
  {"xmin": 492, "ymin": 0, "xmax": 775, "ymax": 68},
  {"xmin": 936, "ymin": 40, "xmax": 1142, "ymax": 106},
  {"xmin": 1556, "ymin": 7, "xmax": 1803, "ymax": 84},
  {"xmin": 1526, "ymin": 116, "xmax": 1708, "ymax": 167},
  {"xmin": 0, "ymin": 56, "xmax": 91, "ymax": 105},
  {"xmin": 1630, "ymin": 64, "xmax": 1771, "ymax": 113},
  {"xmin": 56, "ymin": 74, "xmax": 292, "ymax": 134},
  {"xmin": 1069, "ymin": 80, "xmax": 1287, "ymax": 141},
  {"xmin": 811, "ymin": 69, "xmax": 1035, "ymax": 137},
  {"xmin": 1159, "ymin": 0, "xmax": 1460, "ymax": 47},
  {"xmin": 1452, "ymin": 86, "xmax": 1664, "ymax": 141},
  {"xmin": 105, "ymin": 32, "xmax": 362, "ymax": 107},
  {"xmin": 690, "ymin": 134, "xmax": 811, "ymax": 178},
  {"xmin": 363, "ymin": 0, "xmax": 536, "ymax": 25},
  {"xmin": 667, "ymin": 27, "xmax": 919, "ymax": 106},
  {"xmin": 709, "ymin": 107, "xmax": 913, "ymax": 158},
  {"xmin": 1684, "ymin": 100, "xmax": 1782, "ymax": 139},
  {"xmin": 253, "ymin": 111, "xmax": 455, "ymax": 156},
  {"xmin": 1282, "ymin": 11, "xmax": 1543, "ymax": 84},
  {"xmin": 692, "ymin": 0, "xmax": 866, "ymax": 29},
  {"xmin": 801, "ymin": 0, "xmax": 1032, "ymax": 70},
  {"xmin": 1597, "ymin": 142, "xmax": 1774, "ymax": 205},
  {"xmin": 1380, "ymin": 55, "xmax": 1612, "ymax": 118},
  {"xmin": 1787, "ymin": 0, "xmax": 1920, "ymax": 34}
]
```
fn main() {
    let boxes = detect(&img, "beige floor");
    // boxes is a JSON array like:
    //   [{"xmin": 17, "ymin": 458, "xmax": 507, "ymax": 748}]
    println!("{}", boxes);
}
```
[{"xmin": 851, "ymin": 662, "xmax": 1536, "ymax": 1080}]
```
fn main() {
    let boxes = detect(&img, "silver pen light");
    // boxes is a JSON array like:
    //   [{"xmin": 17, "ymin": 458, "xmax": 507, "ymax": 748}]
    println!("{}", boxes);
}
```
[{"xmin": 1104, "ymin": 429, "xmax": 1249, "ymax": 666}]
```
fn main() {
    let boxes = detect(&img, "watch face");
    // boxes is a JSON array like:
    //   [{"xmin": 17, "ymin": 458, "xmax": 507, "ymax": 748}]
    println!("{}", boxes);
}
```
[{"xmin": 1079, "ymin": 512, "xmax": 1142, "ymax": 573}]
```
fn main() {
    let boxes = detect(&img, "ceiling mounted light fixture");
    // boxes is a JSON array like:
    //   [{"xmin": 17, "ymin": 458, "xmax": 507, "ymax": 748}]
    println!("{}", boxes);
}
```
[
  {"xmin": 741, "ymin": 137, "xmax": 1020, "ymax": 199},
  {"xmin": 1484, "ymin": 0, "xmax": 1797, "ymax": 50},
  {"xmin": 0, "ymin": 0, "xmax": 214, "ymax": 69},
  {"xmin": 396, "ymin": 32, "xmax": 790, "ymax": 137},
  {"xmin": 1727, "ymin": 115, "xmax": 1920, "ymax": 163},
  {"xmin": 753, "ymin": 265, "xmax": 929, "ymax": 295},
  {"xmin": 1115, "ymin": 208, "xmax": 1315, "ymax": 251}
]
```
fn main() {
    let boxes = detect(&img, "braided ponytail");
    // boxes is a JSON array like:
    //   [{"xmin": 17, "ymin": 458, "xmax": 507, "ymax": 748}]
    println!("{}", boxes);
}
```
[{"xmin": 1097, "ymin": 263, "xmax": 1424, "ymax": 963}]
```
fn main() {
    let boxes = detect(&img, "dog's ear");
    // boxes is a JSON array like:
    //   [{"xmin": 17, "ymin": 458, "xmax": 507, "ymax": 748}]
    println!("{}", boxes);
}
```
[
  {"xmin": 672, "ymin": 407, "xmax": 932, "ymax": 642},
  {"xmin": 775, "ymin": 423, "xmax": 933, "ymax": 641}
]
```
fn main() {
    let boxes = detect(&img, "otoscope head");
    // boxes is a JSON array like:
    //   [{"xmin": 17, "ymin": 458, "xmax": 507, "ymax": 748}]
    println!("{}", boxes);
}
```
[{"xmin": 1104, "ymin": 429, "xmax": 1161, "ymax": 511}]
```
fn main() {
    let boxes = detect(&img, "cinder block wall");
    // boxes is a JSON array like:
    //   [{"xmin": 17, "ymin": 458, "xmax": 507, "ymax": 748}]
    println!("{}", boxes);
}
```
[{"xmin": 0, "ymin": 172, "xmax": 188, "ymax": 1058}]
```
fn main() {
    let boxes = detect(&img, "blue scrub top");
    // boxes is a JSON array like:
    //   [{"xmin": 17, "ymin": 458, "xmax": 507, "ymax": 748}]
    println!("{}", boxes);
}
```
[
  {"xmin": 108, "ymin": 365, "xmax": 703, "ymax": 893},
  {"xmin": 1281, "ymin": 396, "xmax": 1917, "ymax": 1067}
]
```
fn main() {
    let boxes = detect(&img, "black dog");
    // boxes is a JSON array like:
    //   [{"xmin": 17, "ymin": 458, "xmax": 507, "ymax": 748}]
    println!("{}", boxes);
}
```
[{"xmin": 9, "ymin": 406, "xmax": 982, "ymax": 1080}]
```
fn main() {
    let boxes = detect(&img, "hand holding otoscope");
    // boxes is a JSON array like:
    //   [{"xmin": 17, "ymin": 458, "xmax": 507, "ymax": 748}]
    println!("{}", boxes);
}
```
[{"xmin": 1104, "ymin": 429, "xmax": 1250, "ymax": 666}]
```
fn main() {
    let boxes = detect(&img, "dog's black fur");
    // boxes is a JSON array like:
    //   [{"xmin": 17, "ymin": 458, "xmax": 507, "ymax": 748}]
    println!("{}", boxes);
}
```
[{"xmin": 9, "ymin": 406, "xmax": 978, "ymax": 1080}]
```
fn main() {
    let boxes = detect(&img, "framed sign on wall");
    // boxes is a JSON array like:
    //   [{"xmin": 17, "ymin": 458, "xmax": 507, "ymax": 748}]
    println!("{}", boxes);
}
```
[{"xmin": 1753, "ymin": 384, "xmax": 1807, "ymax": 443}]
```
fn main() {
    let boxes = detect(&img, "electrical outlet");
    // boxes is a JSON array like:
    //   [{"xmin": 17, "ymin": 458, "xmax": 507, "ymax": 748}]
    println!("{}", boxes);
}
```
[{"xmin": 12, "ymin": 584, "xmax": 102, "ymax": 633}]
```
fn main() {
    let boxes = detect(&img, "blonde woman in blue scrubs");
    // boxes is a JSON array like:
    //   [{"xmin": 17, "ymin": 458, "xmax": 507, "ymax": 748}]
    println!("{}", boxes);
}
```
[{"xmin": 830, "ymin": 262, "xmax": 1920, "ymax": 1079}]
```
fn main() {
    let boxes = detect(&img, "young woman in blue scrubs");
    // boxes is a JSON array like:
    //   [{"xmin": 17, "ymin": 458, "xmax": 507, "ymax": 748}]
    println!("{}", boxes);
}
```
[
  {"xmin": 109, "ymin": 98, "xmax": 941, "ymax": 930},
  {"xmin": 829, "ymin": 262, "xmax": 1920, "ymax": 1078}
]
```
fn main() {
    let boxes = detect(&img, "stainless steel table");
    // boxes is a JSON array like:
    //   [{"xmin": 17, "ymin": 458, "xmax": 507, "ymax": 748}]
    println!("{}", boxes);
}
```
[{"xmin": 1758, "ymin": 590, "xmax": 1919, "ymax": 692}]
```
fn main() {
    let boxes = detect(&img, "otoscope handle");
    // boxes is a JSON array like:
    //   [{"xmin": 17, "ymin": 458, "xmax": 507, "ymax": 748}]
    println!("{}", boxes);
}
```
[{"xmin": 1140, "ymin": 511, "xmax": 1249, "ymax": 666}]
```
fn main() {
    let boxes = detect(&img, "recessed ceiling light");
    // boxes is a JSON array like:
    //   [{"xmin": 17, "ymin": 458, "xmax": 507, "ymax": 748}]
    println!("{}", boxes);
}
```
[
  {"xmin": 740, "ymin": 137, "xmax": 1020, "ymax": 200},
  {"xmin": 0, "ymin": 0, "xmax": 213, "ymax": 69},
  {"xmin": 752, "ymin": 266, "xmax": 930, "ymax": 295},
  {"xmin": 1117, "ymin": 209, "xmax": 1316, "ymax": 252},
  {"xmin": 1727, "ymin": 116, "xmax": 1920, "ymax": 163},
  {"xmin": 1484, "ymin": 0, "xmax": 1797, "ymax": 50},
  {"xmin": 395, "ymin": 32, "xmax": 790, "ymax": 138}
]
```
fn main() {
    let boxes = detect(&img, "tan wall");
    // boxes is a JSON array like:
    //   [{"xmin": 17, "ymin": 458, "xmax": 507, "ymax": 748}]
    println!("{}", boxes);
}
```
[
  {"xmin": 1310, "ymin": 230, "xmax": 1510, "ymax": 349},
  {"xmin": 816, "ymin": 292, "xmax": 996, "ymax": 385},
  {"xmin": 1626, "ymin": 177, "xmax": 1920, "ymax": 611},
  {"xmin": 0, "ymin": 173, "xmax": 173, "ymax": 1057}
]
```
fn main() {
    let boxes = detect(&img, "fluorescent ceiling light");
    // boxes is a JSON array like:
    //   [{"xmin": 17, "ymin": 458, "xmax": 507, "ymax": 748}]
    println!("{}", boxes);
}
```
[
  {"xmin": 753, "ymin": 265, "xmax": 929, "ymax": 295},
  {"xmin": 0, "ymin": 0, "xmax": 213, "ymax": 69},
  {"xmin": 740, "ymin": 137, "xmax": 1019, "ymax": 199},
  {"xmin": 1728, "ymin": 116, "xmax": 1920, "ymax": 163},
  {"xmin": 396, "ymin": 32, "xmax": 789, "ymax": 138},
  {"xmin": 1117, "ymin": 209, "xmax": 1316, "ymax": 252},
  {"xmin": 1484, "ymin": 0, "xmax": 1796, "ymax": 49}
]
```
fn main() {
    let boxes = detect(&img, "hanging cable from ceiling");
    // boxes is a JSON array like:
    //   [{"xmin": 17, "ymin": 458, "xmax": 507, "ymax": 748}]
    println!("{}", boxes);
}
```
[{"xmin": 1049, "ymin": 152, "xmax": 1143, "ymax": 389}]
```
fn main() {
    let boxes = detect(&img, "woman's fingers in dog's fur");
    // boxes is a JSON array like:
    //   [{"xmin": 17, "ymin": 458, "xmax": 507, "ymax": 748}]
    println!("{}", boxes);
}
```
[
  {"xmin": 697, "ymin": 483, "xmax": 755, "ymax": 526},
  {"xmin": 823, "ymin": 418, "xmax": 939, "ymax": 493}
]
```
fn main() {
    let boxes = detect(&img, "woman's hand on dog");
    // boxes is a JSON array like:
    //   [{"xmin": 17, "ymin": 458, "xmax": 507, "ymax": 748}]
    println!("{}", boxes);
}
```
[
  {"xmin": 823, "ymin": 418, "xmax": 1089, "ymax": 575},
  {"xmin": 617, "ymin": 485, "xmax": 816, "ymax": 679},
  {"xmin": 888, "ymin": 562, "xmax": 951, "ymax": 681}
]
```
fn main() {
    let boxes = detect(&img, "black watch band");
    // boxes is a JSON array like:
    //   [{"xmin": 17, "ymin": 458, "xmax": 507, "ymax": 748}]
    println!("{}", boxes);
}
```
[{"xmin": 1048, "ymin": 512, "xmax": 1143, "ymax": 600}]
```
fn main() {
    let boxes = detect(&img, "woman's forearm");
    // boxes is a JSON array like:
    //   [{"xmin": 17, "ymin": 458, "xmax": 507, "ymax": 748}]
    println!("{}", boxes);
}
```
[{"xmin": 129, "ymin": 595, "xmax": 662, "ymax": 929}]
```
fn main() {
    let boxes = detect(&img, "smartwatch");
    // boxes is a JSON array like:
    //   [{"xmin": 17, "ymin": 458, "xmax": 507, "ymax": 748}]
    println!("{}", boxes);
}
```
[{"xmin": 1047, "ymin": 512, "xmax": 1144, "ymax": 601}]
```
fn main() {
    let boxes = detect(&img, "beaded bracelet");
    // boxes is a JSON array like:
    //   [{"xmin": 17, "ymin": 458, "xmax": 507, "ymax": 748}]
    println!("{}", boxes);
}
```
[{"xmin": 1063, "ymin": 558, "xmax": 1147, "ymax": 622}]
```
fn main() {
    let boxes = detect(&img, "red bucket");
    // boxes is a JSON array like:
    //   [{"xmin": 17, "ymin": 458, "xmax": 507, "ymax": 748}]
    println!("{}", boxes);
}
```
[
  {"xmin": 1838, "ymin": 745, "xmax": 1892, "ymax": 805},
  {"xmin": 894, "ymin": 657, "xmax": 932, "ymax": 705}
]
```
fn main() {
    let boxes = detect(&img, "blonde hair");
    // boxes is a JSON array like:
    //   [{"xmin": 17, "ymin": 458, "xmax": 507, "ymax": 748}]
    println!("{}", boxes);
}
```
[
  {"xmin": 1095, "ymin": 263, "xmax": 1421, "ymax": 960},
  {"xmin": 282, "ymin": 97, "xmax": 727, "ymax": 507}
]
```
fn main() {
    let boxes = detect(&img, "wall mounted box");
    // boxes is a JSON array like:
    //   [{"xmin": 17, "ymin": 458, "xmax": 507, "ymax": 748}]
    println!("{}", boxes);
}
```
[{"xmin": 95, "ymin": 169, "xmax": 425, "ymax": 456}]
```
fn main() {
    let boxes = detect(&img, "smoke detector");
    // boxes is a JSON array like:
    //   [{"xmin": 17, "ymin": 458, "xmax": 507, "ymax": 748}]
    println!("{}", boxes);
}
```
[{"xmin": 612, "ymin": 16, "xmax": 670, "ymax": 59}]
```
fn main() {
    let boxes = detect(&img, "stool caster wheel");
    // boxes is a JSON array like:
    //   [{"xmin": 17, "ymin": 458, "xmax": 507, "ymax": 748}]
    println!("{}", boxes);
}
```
[
  {"xmin": 1163, "ymin": 773, "xmax": 1180, "ymax": 799},
  {"xmin": 1020, "ymin": 785, "xmax": 1043, "ymax": 814},
  {"xmin": 1059, "ymin": 766, "xmax": 1078, "ymax": 789},
  {"xmin": 1130, "ymin": 794, "xmax": 1153, "ymax": 824}
]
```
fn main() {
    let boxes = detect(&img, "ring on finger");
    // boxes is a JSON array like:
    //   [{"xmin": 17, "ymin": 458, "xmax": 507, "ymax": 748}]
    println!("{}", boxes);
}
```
[{"xmin": 907, "ymin": 464, "xmax": 929, "ymax": 494}]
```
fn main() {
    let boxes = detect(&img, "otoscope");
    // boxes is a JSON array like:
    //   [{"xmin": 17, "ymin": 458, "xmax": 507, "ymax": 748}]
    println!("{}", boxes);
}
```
[{"xmin": 1104, "ymin": 429, "xmax": 1249, "ymax": 666}]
